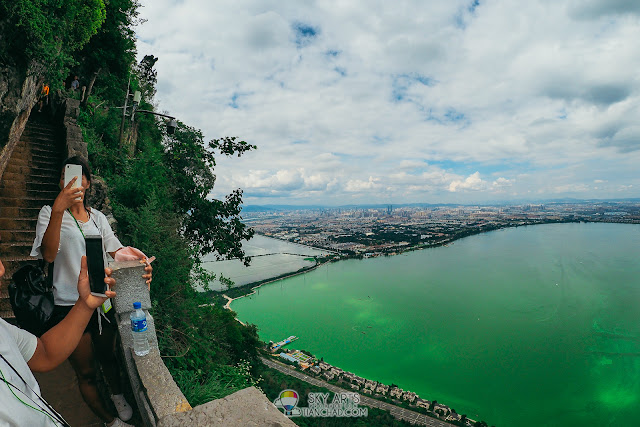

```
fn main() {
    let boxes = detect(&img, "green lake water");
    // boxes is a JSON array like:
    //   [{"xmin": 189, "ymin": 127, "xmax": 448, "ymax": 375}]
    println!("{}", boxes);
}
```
[{"xmin": 232, "ymin": 223, "xmax": 640, "ymax": 426}]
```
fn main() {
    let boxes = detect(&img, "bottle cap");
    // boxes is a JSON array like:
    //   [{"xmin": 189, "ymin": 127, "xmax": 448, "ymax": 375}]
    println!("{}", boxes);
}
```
[{"xmin": 133, "ymin": 302, "xmax": 142, "ymax": 309}]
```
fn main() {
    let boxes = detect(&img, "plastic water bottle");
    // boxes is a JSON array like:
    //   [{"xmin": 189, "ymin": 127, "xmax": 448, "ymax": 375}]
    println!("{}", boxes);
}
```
[{"xmin": 130, "ymin": 302, "xmax": 150, "ymax": 356}]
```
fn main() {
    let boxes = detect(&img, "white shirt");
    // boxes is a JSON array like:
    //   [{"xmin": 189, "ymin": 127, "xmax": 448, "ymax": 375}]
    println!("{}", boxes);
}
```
[
  {"xmin": 0, "ymin": 318, "xmax": 60, "ymax": 426},
  {"xmin": 30, "ymin": 206, "xmax": 123, "ymax": 306}
]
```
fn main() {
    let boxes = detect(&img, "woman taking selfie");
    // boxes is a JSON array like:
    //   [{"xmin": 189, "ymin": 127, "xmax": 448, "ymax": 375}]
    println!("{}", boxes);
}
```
[{"xmin": 30, "ymin": 156, "xmax": 152, "ymax": 427}]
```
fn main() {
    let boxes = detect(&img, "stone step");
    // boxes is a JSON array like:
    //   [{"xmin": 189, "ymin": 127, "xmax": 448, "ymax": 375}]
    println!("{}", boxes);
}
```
[
  {"xmin": 0, "ymin": 172, "xmax": 60, "ymax": 184},
  {"xmin": 9, "ymin": 150, "xmax": 62, "ymax": 165},
  {"xmin": 11, "ymin": 144, "xmax": 61, "ymax": 157},
  {"xmin": 0, "ymin": 206, "xmax": 42, "ymax": 218},
  {"xmin": 0, "ymin": 256, "xmax": 39, "ymax": 279},
  {"xmin": 0, "ymin": 242, "xmax": 33, "ymax": 258},
  {"xmin": 0, "ymin": 176, "xmax": 60, "ymax": 194},
  {"xmin": 1, "ymin": 171, "xmax": 60, "ymax": 183},
  {"xmin": 0, "ymin": 229, "xmax": 35, "ymax": 243},
  {"xmin": 23, "ymin": 120, "xmax": 55, "ymax": 130},
  {"xmin": 18, "ymin": 142, "xmax": 62, "ymax": 154},
  {"xmin": 21, "ymin": 132, "xmax": 59, "ymax": 143},
  {"xmin": 14, "ymin": 133, "xmax": 52, "ymax": 144},
  {"xmin": 22, "ymin": 126, "xmax": 58, "ymax": 136},
  {"xmin": 19, "ymin": 140, "xmax": 62, "ymax": 153},
  {"xmin": 0, "ymin": 217, "xmax": 37, "ymax": 231},
  {"xmin": 23, "ymin": 125, "xmax": 56, "ymax": 136},
  {"xmin": 0, "ymin": 186, "xmax": 58, "ymax": 199},
  {"xmin": 5, "ymin": 163, "xmax": 59, "ymax": 176},
  {"xmin": 4, "ymin": 163, "xmax": 34, "ymax": 175},
  {"xmin": 0, "ymin": 305, "xmax": 14, "ymax": 320},
  {"xmin": 15, "ymin": 134, "xmax": 59, "ymax": 145},
  {"xmin": 23, "ymin": 128, "xmax": 54, "ymax": 137},
  {"xmin": 0, "ymin": 196, "xmax": 55, "ymax": 209},
  {"xmin": 0, "ymin": 251, "xmax": 38, "ymax": 319},
  {"xmin": 8, "ymin": 156, "xmax": 61, "ymax": 169},
  {"xmin": 0, "ymin": 115, "xmax": 63, "ymax": 321}
]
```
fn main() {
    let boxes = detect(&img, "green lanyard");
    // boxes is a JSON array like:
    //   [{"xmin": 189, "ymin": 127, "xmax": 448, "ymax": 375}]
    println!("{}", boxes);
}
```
[
  {"xmin": 67, "ymin": 208, "xmax": 111, "ymax": 313},
  {"xmin": 67, "ymin": 209, "xmax": 86, "ymax": 238}
]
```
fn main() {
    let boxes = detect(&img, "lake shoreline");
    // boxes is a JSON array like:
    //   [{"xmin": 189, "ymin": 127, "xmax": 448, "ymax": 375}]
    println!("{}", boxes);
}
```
[
  {"xmin": 224, "ymin": 258, "xmax": 333, "ymax": 310},
  {"xmin": 218, "ymin": 220, "xmax": 577, "ymax": 302},
  {"xmin": 230, "ymin": 222, "xmax": 640, "ymax": 427}
]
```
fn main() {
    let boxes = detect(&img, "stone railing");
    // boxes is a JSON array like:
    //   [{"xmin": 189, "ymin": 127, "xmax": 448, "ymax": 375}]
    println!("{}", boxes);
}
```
[{"xmin": 110, "ymin": 261, "xmax": 295, "ymax": 427}]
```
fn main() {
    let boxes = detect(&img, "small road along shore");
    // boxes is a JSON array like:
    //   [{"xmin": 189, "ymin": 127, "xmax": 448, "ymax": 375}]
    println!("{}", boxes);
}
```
[{"xmin": 261, "ymin": 357, "xmax": 456, "ymax": 427}]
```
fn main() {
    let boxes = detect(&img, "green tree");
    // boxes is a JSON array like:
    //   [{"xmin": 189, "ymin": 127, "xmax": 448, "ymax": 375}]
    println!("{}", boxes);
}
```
[
  {"xmin": 135, "ymin": 54, "xmax": 158, "ymax": 99},
  {"xmin": 164, "ymin": 124, "xmax": 256, "ymax": 263},
  {"xmin": 72, "ymin": 5, "xmax": 263, "ymax": 403},
  {"xmin": 72, "ymin": 0, "xmax": 138, "ymax": 104},
  {"xmin": 0, "ymin": 0, "xmax": 106, "ymax": 82}
]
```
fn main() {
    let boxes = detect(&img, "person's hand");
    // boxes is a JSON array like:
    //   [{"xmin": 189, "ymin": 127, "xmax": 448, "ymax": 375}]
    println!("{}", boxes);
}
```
[
  {"xmin": 52, "ymin": 178, "xmax": 84, "ymax": 214},
  {"xmin": 77, "ymin": 256, "xmax": 116, "ymax": 310},
  {"xmin": 141, "ymin": 257, "xmax": 153, "ymax": 290}
]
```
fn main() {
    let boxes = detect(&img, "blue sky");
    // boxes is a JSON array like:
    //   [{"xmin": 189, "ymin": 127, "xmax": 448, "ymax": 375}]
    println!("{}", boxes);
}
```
[{"xmin": 136, "ymin": 0, "xmax": 640, "ymax": 205}]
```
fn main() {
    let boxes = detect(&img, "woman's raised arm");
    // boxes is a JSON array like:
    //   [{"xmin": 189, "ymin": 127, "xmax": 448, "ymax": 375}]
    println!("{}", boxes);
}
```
[{"xmin": 40, "ymin": 178, "xmax": 83, "ymax": 262}]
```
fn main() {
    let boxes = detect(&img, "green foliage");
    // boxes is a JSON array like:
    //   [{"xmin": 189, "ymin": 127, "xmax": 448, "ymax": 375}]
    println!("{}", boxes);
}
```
[
  {"xmin": 173, "ymin": 360, "xmax": 262, "ymax": 407},
  {"xmin": 135, "ymin": 54, "xmax": 158, "ymax": 99},
  {"xmin": 0, "ymin": 0, "xmax": 106, "ymax": 83},
  {"xmin": 73, "ymin": 0, "xmax": 138, "ymax": 103},
  {"xmin": 163, "ymin": 124, "xmax": 256, "ymax": 262},
  {"xmin": 78, "ymin": 52, "xmax": 261, "ymax": 410},
  {"xmin": 66, "ymin": 4, "xmax": 263, "ymax": 405}
]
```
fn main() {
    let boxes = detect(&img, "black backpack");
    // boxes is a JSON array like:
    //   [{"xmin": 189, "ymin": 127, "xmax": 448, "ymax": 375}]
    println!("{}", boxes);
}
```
[{"xmin": 8, "ymin": 262, "xmax": 55, "ymax": 336}]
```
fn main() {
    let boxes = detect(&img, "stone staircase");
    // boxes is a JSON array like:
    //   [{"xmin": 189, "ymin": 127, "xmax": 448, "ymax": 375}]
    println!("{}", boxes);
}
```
[{"xmin": 0, "ymin": 114, "xmax": 63, "ymax": 318}]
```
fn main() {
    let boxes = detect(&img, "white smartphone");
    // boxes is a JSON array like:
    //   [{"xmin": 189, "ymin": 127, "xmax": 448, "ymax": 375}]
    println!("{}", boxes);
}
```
[{"xmin": 64, "ymin": 164, "xmax": 83, "ymax": 188}]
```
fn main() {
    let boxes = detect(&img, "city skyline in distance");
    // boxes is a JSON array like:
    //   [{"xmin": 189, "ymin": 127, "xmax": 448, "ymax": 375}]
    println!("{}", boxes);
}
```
[
  {"xmin": 241, "ymin": 197, "xmax": 640, "ymax": 212},
  {"xmin": 136, "ymin": 0, "xmax": 640, "ymax": 205}
]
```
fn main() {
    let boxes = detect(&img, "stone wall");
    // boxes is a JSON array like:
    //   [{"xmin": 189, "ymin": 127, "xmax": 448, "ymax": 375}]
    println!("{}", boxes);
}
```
[
  {"xmin": 60, "ymin": 97, "xmax": 87, "ymax": 160},
  {"xmin": 110, "ymin": 261, "xmax": 296, "ymax": 427},
  {"xmin": 0, "ymin": 62, "xmax": 41, "ymax": 181}
]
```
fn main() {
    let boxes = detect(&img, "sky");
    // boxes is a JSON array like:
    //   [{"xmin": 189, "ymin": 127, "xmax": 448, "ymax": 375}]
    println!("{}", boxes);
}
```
[{"xmin": 135, "ymin": 0, "xmax": 640, "ymax": 206}]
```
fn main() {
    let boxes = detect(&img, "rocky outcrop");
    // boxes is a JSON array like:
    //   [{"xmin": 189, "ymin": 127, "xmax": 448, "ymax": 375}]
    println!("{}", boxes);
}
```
[{"xmin": 0, "ymin": 62, "xmax": 42, "ymax": 181}]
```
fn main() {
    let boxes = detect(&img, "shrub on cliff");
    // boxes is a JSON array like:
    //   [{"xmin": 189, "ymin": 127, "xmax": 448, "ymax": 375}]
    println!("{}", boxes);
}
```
[
  {"xmin": 0, "ymin": 0, "xmax": 106, "ymax": 82},
  {"xmin": 79, "ymin": 57, "xmax": 260, "ymax": 401}
]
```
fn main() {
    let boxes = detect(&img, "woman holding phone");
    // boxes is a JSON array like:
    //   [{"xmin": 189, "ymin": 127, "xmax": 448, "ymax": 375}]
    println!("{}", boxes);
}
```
[{"xmin": 30, "ymin": 156, "xmax": 152, "ymax": 427}]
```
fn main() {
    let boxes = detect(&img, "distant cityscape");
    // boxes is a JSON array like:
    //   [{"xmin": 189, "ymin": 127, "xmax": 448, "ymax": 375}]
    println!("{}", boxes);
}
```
[{"xmin": 243, "ymin": 201, "xmax": 640, "ymax": 257}]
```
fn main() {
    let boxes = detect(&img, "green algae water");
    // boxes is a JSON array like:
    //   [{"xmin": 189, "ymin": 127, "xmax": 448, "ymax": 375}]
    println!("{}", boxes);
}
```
[{"xmin": 232, "ymin": 223, "xmax": 640, "ymax": 426}]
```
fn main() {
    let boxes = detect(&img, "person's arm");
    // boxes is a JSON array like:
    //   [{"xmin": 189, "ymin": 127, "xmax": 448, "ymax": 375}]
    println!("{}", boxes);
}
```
[
  {"xmin": 41, "ymin": 178, "xmax": 83, "ymax": 262},
  {"xmin": 27, "ymin": 256, "xmax": 116, "ymax": 372}
]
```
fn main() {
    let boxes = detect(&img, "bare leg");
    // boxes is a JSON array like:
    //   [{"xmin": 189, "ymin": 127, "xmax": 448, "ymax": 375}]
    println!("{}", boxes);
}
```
[{"xmin": 68, "ymin": 332, "xmax": 115, "ymax": 423}]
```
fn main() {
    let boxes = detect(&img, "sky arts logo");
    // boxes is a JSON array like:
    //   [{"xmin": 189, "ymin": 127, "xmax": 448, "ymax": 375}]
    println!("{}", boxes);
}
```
[
  {"xmin": 273, "ymin": 389, "xmax": 302, "ymax": 416},
  {"xmin": 274, "ymin": 389, "xmax": 368, "ymax": 418}
]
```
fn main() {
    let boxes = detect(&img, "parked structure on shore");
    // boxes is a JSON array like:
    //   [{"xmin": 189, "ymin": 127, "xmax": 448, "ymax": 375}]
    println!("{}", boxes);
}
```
[{"xmin": 271, "ymin": 347, "xmax": 478, "ymax": 425}]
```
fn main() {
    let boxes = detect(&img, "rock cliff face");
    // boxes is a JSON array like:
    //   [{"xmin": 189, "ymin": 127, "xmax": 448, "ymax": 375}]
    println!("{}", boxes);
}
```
[{"xmin": 0, "ymin": 61, "xmax": 42, "ymax": 181}]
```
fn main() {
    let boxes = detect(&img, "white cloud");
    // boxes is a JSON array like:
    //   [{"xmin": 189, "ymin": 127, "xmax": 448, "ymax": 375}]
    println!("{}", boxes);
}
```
[
  {"xmin": 344, "ymin": 176, "xmax": 381, "ymax": 192},
  {"xmin": 492, "ymin": 177, "xmax": 513, "ymax": 188},
  {"xmin": 136, "ymin": 0, "xmax": 640, "ymax": 204},
  {"xmin": 448, "ymin": 172, "xmax": 487, "ymax": 192}
]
